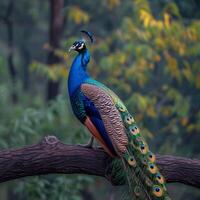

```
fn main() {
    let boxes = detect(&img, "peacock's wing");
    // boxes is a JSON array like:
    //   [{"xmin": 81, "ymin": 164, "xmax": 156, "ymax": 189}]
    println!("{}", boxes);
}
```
[
  {"xmin": 83, "ymin": 96, "xmax": 117, "ymax": 156},
  {"xmin": 81, "ymin": 83, "xmax": 128, "ymax": 155}
]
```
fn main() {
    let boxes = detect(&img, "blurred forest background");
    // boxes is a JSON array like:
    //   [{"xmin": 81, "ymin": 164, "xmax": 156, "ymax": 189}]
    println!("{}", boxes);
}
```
[{"xmin": 0, "ymin": 0, "xmax": 200, "ymax": 199}]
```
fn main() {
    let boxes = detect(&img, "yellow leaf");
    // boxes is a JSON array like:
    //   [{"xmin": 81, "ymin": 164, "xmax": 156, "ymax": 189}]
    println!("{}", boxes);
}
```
[
  {"xmin": 182, "ymin": 64, "xmax": 193, "ymax": 81},
  {"xmin": 178, "ymin": 44, "xmax": 186, "ymax": 55},
  {"xmin": 164, "ymin": 52, "xmax": 180, "ymax": 79},
  {"xmin": 155, "ymin": 37, "xmax": 165, "ymax": 48},
  {"xmin": 146, "ymin": 106, "xmax": 156, "ymax": 118},
  {"xmin": 139, "ymin": 9, "xmax": 164, "ymax": 29},
  {"xmin": 140, "ymin": 9, "xmax": 152, "ymax": 27},
  {"xmin": 153, "ymin": 54, "xmax": 161, "ymax": 62},
  {"xmin": 180, "ymin": 117, "xmax": 189, "ymax": 126},
  {"xmin": 156, "ymin": 21, "xmax": 164, "ymax": 30},
  {"xmin": 107, "ymin": 0, "xmax": 120, "ymax": 9},
  {"xmin": 163, "ymin": 13, "xmax": 170, "ymax": 29},
  {"xmin": 60, "ymin": 66, "xmax": 68, "ymax": 78},
  {"xmin": 144, "ymin": 16, "xmax": 150, "ymax": 27},
  {"xmin": 68, "ymin": 6, "xmax": 90, "ymax": 24},
  {"xmin": 118, "ymin": 53, "xmax": 126, "ymax": 64}
]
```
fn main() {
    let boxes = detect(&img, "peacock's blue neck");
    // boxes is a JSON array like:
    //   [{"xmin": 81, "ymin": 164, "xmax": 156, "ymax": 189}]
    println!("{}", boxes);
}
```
[{"xmin": 68, "ymin": 49, "xmax": 90, "ymax": 96}]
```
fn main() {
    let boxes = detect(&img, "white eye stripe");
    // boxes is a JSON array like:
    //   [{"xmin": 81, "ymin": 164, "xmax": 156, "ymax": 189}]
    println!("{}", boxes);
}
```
[{"xmin": 78, "ymin": 43, "xmax": 84, "ymax": 49}]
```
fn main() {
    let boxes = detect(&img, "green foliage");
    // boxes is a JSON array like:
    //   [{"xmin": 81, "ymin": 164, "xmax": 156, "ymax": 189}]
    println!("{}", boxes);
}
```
[{"xmin": 15, "ymin": 176, "xmax": 93, "ymax": 200}]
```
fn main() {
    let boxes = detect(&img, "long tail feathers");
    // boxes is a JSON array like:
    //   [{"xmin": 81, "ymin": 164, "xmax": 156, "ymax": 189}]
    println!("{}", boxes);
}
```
[{"xmin": 113, "ymin": 101, "xmax": 172, "ymax": 200}]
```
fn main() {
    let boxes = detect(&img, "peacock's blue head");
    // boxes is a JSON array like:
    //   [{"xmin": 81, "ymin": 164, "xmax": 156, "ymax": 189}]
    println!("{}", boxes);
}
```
[
  {"xmin": 69, "ymin": 30, "xmax": 93, "ymax": 53},
  {"xmin": 69, "ymin": 40, "xmax": 86, "ymax": 53}
]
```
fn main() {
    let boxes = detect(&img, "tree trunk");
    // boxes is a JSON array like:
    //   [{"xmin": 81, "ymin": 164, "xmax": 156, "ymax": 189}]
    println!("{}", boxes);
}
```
[
  {"xmin": 5, "ymin": 0, "xmax": 18, "ymax": 103},
  {"xmin": 46, "ymin": 0, "xmax": 64, "ymax": 100}
]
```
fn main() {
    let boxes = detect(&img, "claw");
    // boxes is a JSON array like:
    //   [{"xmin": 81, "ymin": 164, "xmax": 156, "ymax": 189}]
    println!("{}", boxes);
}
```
[{"xmin": 78, "ymin": 137, "xmax": 94, "ymax": 148}]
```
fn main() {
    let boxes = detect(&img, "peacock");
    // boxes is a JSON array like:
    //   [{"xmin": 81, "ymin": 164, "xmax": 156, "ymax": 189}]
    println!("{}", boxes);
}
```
[{"xmin": 68, "ymin": 30, "xmax": 171, "ymax": 200}]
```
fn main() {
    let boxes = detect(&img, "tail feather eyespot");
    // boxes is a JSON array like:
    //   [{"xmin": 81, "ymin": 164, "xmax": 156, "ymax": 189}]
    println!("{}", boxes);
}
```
[
  {"xmin": 147, "ymin": 151, "xmax": 156, "ymax": 162},
  {"xmin": 125, "ymin": 114, "xmax": 134, "ymax": 125},
  {"xmin": 147, "ymin": 162, "xmax": 158, "ymax": 174},
  {"xmin": 118, "ymin": 104, "xmax": 126, "ymax": 112},
  {"xmin": 138, "ymin": 142, "xmax": 148, "ymax": 154},
  {"xmin": 141, "ymin": 157, "xmax": 148, "ymax": 165},
  {"xmin": 128, "ymin": 156, "xmax": 137, "ymax": 167},
  {"xmin": 129, "ymin": 125, "xmax": 140, "ymax": 135},
  {"xmin": 129, "ymin": 115, "xmax": 135, "ymax": 123},
  {"xmin": 155, "ymin": 173, "xmax": 165, "ymax": 184},
  {"xmin": 152, "ymin": 185, "xmax": 163, "ymax": 197}
]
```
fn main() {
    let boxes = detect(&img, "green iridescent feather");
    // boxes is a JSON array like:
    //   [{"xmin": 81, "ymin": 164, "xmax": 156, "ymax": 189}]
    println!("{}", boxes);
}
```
[{"xmin": 85, "ymin": 78, "xmax": 171, "ymax": 200}]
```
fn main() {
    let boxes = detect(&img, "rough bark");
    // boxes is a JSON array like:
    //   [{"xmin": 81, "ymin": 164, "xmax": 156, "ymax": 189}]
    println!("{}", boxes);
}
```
[
  {"xmin": 0, "ymin": 136, "xmax": 199, "ymax": 189},
  {"xmin": 46, "ymin": 0, "xmax": 64, "ymax": 100}
]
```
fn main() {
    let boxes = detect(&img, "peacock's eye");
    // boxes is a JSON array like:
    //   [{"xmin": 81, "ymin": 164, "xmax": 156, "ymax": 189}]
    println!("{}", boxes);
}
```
[
  {"xmin": 156, "ymin": 173, "xmax": 165, "ymax": 184},
  {"xmin": 139, "ymin": 142, "xmax": 148, "ymax": 154},
  {"xmin": 125, "ymin": 115, "xmax": 133, "ymax": 125},
  {"xmin": 129, "ymin": 126, "xmax": 139, "ymax": 135},
  {"xmin": 134, "ymin": 125, "xmax": 140, "ymax": 132},
  {"xmin": 147, "ymin": 151, "xmax": 156, "ymax": 162},
  {"xmin": 73, "ymin": 41, "xmax": 85, "ymax": 50},
  {"xmin": 148, "ymin": 163, "xmax": 157, "ymax": 174},
  {"xmin": 128, "ymin": 156, "xmax": 136, "ymax": 167},
  {"xmin": 141, "ymin": 157, "xmax": 148, "ymax": 165},
  {"xmin": 118, "ymin": 104, "xmax": 126, "ymax": 112},
  {"xmin": 78, "ymin": 42, "xmax": 84, "ymax": 49},
  {"xmin": 129, "ymin": 115, "xmax": 135, "ymax": 123},
  {"xmin": 152, "ymin": 185, "xmax": 163, "ymax": 197}
]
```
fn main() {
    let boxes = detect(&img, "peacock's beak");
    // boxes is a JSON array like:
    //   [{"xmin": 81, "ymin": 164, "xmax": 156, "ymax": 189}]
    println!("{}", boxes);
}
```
[{"xmin": 68, "ymin": 45, "xmax": 76, "ymax": 52}]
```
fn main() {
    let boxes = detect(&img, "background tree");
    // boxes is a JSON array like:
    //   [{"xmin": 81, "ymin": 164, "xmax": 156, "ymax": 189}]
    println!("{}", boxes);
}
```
[{"xmin": 46, "ymin": 0, "xmax": 64, "ymax": 100}]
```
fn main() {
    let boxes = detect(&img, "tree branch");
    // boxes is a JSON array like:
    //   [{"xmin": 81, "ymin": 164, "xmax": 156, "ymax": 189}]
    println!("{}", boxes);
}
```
[{"xmin": 0, "ymin": 136, "xmax": 199, "ymax": 188}]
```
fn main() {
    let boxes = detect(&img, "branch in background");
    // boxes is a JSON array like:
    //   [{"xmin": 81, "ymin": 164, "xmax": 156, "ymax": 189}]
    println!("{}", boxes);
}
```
[{"xmin": 0, "ymin": 136, "xmax": 200, "ymax": 189}]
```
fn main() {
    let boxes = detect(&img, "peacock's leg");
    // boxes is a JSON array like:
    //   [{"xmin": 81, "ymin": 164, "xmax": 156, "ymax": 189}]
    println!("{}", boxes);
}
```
[{"xmin": 78, "ymin": 136, "xmax": 94, "ymax": 148}]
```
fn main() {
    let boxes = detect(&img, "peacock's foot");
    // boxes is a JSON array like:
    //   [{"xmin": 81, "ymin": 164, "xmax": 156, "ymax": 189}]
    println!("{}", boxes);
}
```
[
  {"xmin": 78, "ymin": 136, "xmax": 94, "ymax": 148},
  {"xmin": 77, "ymin": 143, "xmax": 93, "ymax": 148}
]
